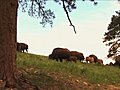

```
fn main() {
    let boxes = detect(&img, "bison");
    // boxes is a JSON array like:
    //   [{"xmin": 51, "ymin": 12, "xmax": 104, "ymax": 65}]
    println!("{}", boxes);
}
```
[
  {"xmin": 85, "ymin": 54, "xmax": 104, "ymax": 65},
  {"xmin": 70, "ymin": 51, "xmax": 85, "ymax": 62},
  {"xmin": 89, "ymin": 54, "xmax": 98, "ymax": 63},
  {"xmin": 17, "ymin": 42, "xmax": 28, "ymax": 53},
  {"xmin": 67, "ymin": 56, "xmax": 77, "ymax": 63},
  {"xmin": 85, "ymin": 56, "xmax": 94, "ymax": 63},
  {"xmin": 49, "ymin": 48, "xmax": 70, "ymax": 62},
  {"xmin": 96, "ymin": 59, "xmax": 103, "ymax": 65}
]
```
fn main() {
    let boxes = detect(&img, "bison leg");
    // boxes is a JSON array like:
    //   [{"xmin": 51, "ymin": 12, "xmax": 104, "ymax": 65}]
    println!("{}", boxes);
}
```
[
  {"xmin": 21, "ymin": 49, "xmax": 24, "ymax": 53},
  {"xmin": 56, "ymin": 59, "xmax": 58, "ymax": 62},
  {"xmin": 72, "ymin": 60, "xmax": 76, "ymax": 63},
  {"xmin": 60, "ymin": 59, "xmax": 62, "ymax": 62},
  {"xmin": 26, "ymin": 49, "xmax": 28, "ymax": 52}
]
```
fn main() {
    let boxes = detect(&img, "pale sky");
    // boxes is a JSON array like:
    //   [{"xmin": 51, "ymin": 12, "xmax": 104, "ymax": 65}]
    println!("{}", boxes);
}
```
[{"xmin": 17, "ymin": 1, "xmax": 120, "ymax": 64}]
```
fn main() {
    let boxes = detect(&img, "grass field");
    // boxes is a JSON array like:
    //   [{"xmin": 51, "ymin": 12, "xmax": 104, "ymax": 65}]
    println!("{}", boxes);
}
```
[{"xmin": 17, "ymin": 52, "xmax": 120, "ymax": 90}]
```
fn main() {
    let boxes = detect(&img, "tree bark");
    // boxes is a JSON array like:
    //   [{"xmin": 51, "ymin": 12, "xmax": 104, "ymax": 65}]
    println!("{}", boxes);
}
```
[{"xmin": 0, "ymin": 0, "xmax": 18, "ymax": 88}]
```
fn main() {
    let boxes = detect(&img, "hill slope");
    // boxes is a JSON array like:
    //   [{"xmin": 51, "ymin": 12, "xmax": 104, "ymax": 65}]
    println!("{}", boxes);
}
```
[{"xmin": 17, "ymin": 52, "xmax": 120, "ymax": 90}]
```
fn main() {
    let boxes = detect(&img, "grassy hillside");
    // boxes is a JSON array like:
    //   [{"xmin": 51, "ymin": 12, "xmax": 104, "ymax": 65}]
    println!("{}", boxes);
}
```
[{"xmin": 17, "ymin": 52, "xmax": 120, "ymax": 90}]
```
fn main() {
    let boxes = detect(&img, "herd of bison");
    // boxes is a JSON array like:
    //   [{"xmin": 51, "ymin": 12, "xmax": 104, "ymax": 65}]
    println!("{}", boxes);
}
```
[{"xmin": 17, "ymin": 42, "xmax": 120, "ymax": 67}]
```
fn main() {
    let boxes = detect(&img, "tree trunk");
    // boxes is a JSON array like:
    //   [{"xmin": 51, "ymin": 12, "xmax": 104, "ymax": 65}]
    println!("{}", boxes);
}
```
[{"xmin": 0, "ymin": 0, "xmax": 18, "ymax": 88}]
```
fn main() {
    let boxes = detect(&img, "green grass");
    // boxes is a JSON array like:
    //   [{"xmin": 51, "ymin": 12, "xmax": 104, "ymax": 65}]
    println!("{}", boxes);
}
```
[{"xmin": 17, "ymin": 52, "xmax": 120, "ymax": 88}]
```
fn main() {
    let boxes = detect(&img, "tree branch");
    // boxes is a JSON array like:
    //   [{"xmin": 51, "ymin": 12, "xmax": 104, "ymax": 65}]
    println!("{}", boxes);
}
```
[{"xmin": 62, "ymin": 0, "xmax": 76, "ymax": 34}]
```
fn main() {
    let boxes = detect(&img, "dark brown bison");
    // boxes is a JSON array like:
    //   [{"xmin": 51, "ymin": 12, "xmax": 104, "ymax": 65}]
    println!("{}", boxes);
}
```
[
  {"xmin": 70, "ymin": 51, "xmax": 85, "ymax": 62},
  {"xmin": 49, "ymin": 48, "xmax": 70, "ymax": 62},
  {"xmin": 17, "ymin": 42, "xmax": 28, "ymax": 53},
  {"xmin": 85, "ymin": 56, "xmax": 94, "ymax": 63},
  {"xmin": 67, "ymin": 56, "xmax": 77, "ymax": 63}
]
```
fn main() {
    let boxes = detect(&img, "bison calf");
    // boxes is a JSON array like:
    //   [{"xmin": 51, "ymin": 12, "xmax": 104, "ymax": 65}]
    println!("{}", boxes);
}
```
[{"xmin": 67, "ymin": 56, "xmax": 77, "ymax": 63}]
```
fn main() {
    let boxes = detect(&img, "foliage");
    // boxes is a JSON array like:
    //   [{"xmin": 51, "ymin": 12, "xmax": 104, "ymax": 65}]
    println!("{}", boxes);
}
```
[
  {"xmin": 18, "ymin": 0, "xmax": 55, "ymax": 27},
  {"xmin": 54, "ymin": 0, "xmax": 77, "ymax": 12},
  {"xmin": 18, "ymin": 0, "xmax": 97, "ymax": 33},
  {"xmin": 103, "ymin": 10, "xmax": 120, "ymax": 59}
]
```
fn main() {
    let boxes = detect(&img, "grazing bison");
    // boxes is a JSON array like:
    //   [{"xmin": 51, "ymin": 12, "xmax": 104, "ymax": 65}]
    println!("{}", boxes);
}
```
[
  {"xmin": 49, "ymin": 48, "xmax": 70, "ymax": 62},
  {"xmin": 89, "ymin": 54, "xmax": 98, "ymax": 63},
  {"xmin": 70, "ymin": 51, "xmax": 85, "ymax": 62},
  {"xmin": 17, "ymin": 42, "xmax": 28, "ymax": 53},
  {"xmin": 96, "ymin": 59, "xmax": 103, "ymax": 65},
  {"xmin": 67, "ymin": 56, "xmax": 77, "ymax": 63},
  {"xmin": 85, "ymin": 56, "xmax": 94, "ymax": 63}
]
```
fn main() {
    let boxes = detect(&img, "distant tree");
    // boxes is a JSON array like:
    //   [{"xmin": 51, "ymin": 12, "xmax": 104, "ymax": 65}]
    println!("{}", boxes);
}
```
[
  {"xmin": 1, "ymin": 0, "xmax": 119, "ymax": 89},
  {"xmin": 103, "ymin": 10, "xmax": 120, "ymax": 59}
]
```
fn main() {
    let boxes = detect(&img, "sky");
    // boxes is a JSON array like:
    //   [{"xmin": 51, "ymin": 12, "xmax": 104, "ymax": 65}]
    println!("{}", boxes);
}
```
[{"xmin": 17, "ymin": 0, "xmax": 120, "ymax": 64}]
